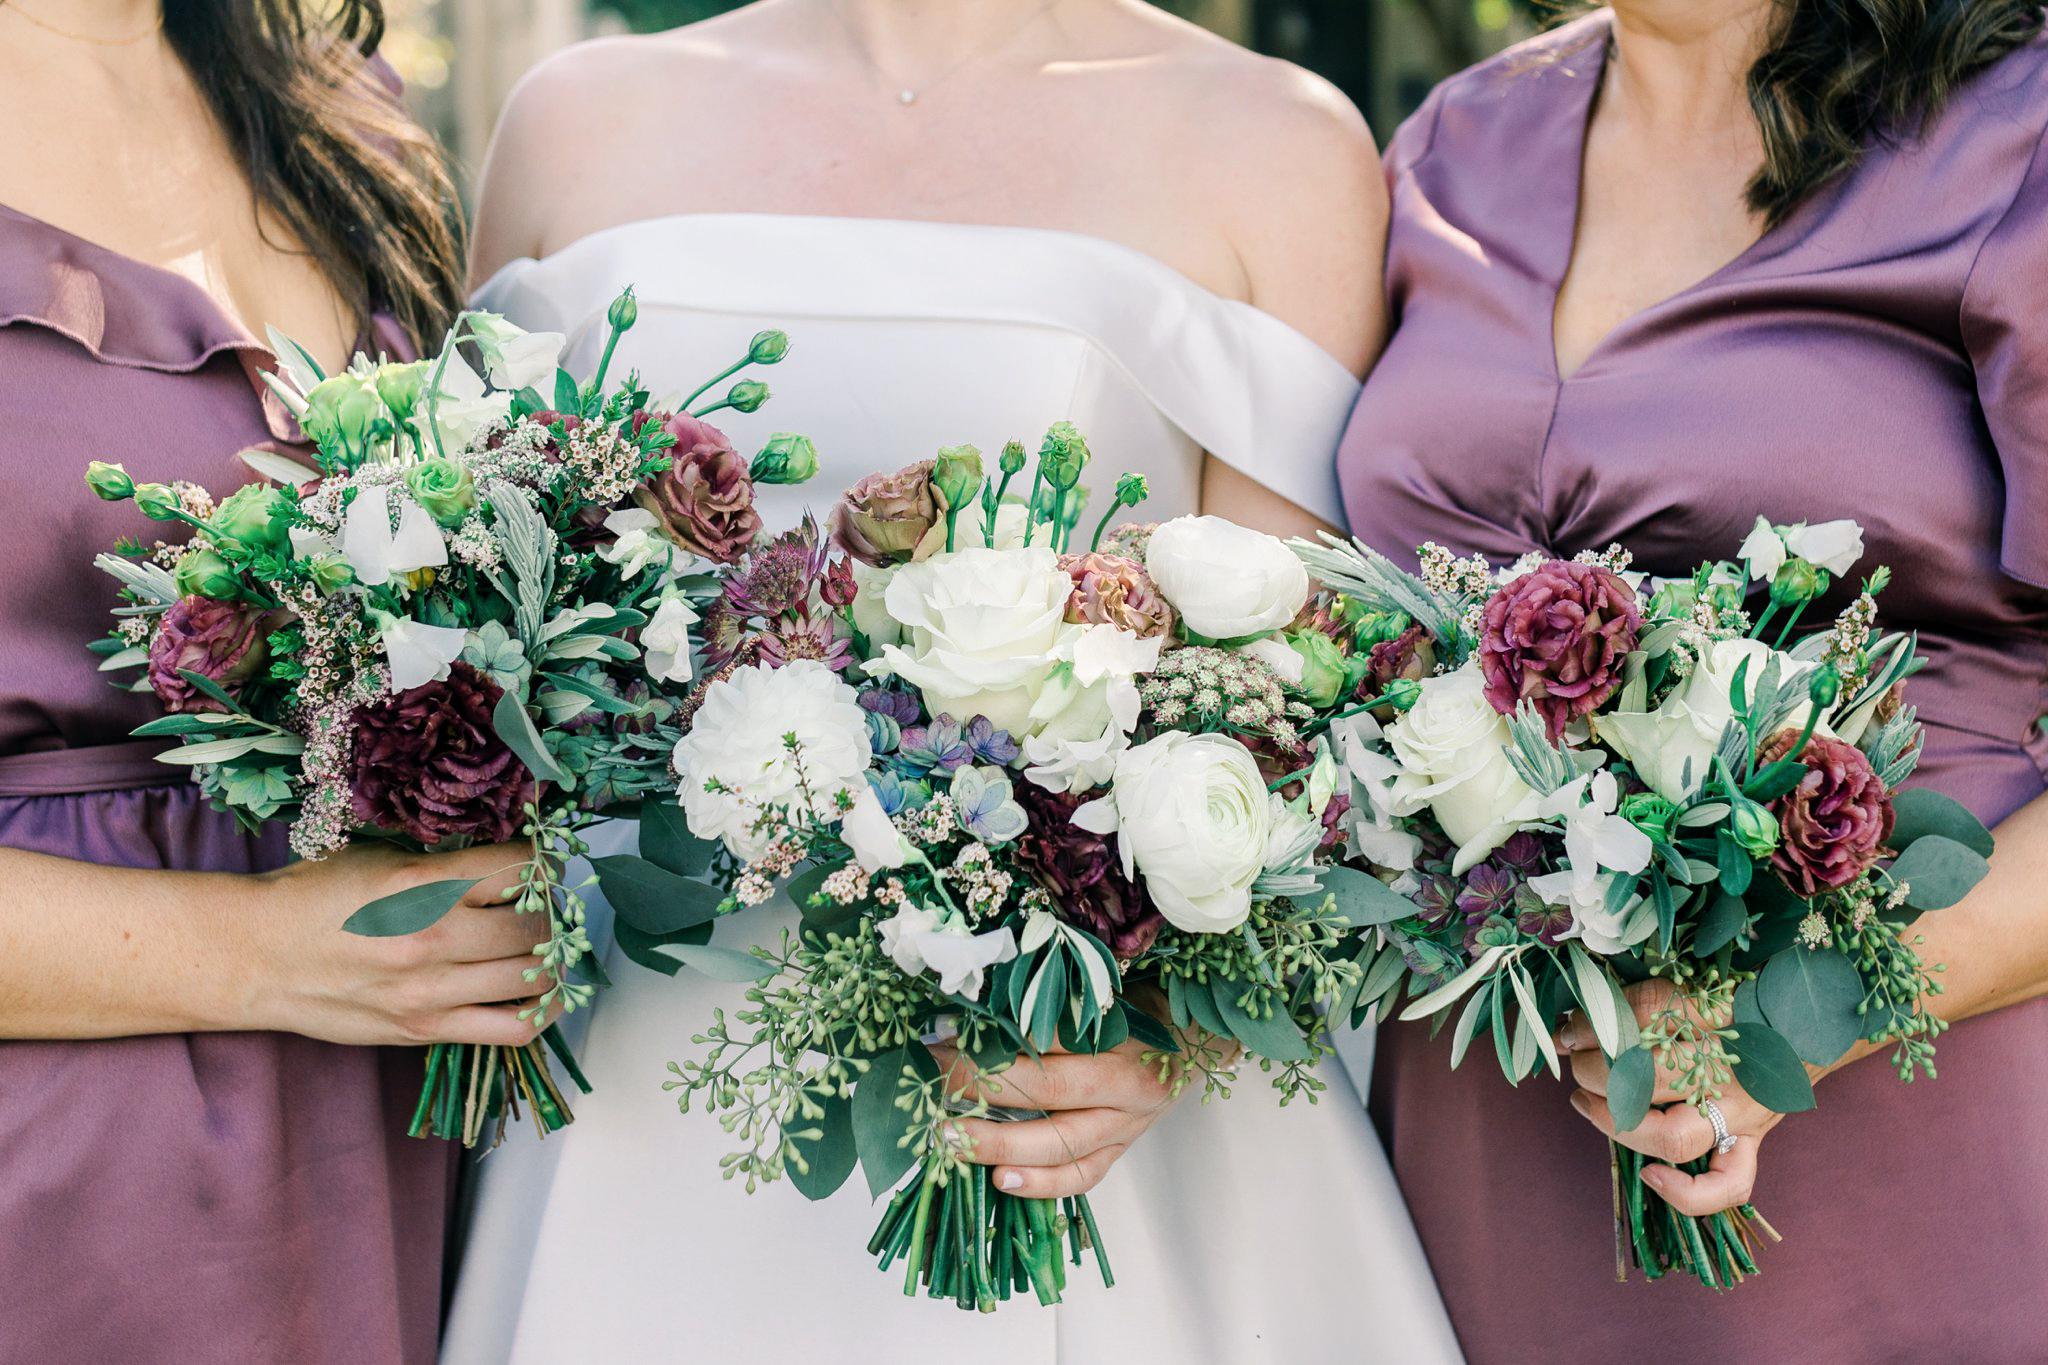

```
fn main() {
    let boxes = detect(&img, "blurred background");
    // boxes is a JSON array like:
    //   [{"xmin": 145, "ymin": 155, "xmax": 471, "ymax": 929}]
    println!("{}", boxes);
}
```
[{"xmin": 382, "ymin": 0, "xmax": 1537, "ymax": 186}]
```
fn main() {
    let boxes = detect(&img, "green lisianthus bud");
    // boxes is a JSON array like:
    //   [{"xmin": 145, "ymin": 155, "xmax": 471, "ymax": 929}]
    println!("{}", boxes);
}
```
[
  {"xmin": 1704, "ymin": 580, "xmax": 1747, "ymax": 616},
  {"xmin": 998, "ymin": 441, "xmax": 1028, "ymax": 477},
  {"xmin": 134, "ymin": 483, "xmax": 183, "ymax": 522},
  {"xmin": 1350, "ymin": 609, "xmax": 1414, "ymax": 650},
  {"xmin": 85, "ymin": 461, "xmax": 136, "ymax": 502},
  {"xmin": 750, "ymin": 432, "xmax": 820, "ymax": 486},
  {"xmin": 372, "ymin": 360, "xmax": 431, "ymax": 420},
  {"xmin": 726, "ymin": 380, "xmax": 770, "ymax": 413},
  {"xmin": 1730, "ymin": 798, "xmax": 1781, "ymax": 857},
  {"xmin": 931, "ymin": 444, "xmax": 985, "ymax": 512},
  {"xmin": 211, "ymin": 483, "xmax": 290, "ymax": 552},
  {"xmin": 607, "ymin": 287, "xmax": 639, "ymax": 334},
  {"xmin": 405, "ymin": 457, "xmax": 477, "ymax": 528},
  {"xmin": 1769, "ymin": 559, "xmax": 1828, "ymax": 608},
  {"xmin": 1379, "ymin": 677, "xmax": 1425, "ymax": 712},
  {"xmin": 1648, "ymin": 579, "xmax": 1699, "ymax": 618},
  {"xmin": 173, "ymin": 547, "xmax": 242, "ymax": 600},
  {"xmin": 304, "ymin": 553, "xmax": 356, "ymax": 593},
  {"xmin": 302, "ymin": 376, "xmax": 387, "ymax": 455},
  {"xmin": 1620, "ymin": 791, "xmax": 1677, "ymax": 841},
  {"xmin": 1037, "ymin": 422, "xmax": 1090, "ymax": 490},
  {"xmin": 748, "ymin": 329, "xmax": 790, "ymax": 365},
  {"xmin": 1807, "ymin": 662, "xmax": 1842, "ymax": 711},
  {"xmin": 1113, "ymin": 472, "xmax": 1150, "ymax": 510},
  {"xmin": 1285, "ymin": 629, "xmax": 1347, "ymax": 708}
]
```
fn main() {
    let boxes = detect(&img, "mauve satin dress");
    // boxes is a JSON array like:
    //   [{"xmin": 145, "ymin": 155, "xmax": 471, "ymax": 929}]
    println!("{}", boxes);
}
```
[
  {"xmin": 0, "ymin": 203, "xmax": 451, "ymax": 1363},
  {"xmin": 1340, "ymin": 15, "xmax": 2048, "ymax": 1363}
]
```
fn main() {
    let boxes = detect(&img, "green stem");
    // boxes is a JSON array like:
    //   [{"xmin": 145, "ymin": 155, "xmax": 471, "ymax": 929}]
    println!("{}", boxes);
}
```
[
  {"xmin": 690, "ymin": 397, "xmax": 739, "ymax": 419},
  {"xmin": 1088, "ymin": 496, "xmax": 1133, "ymax": 553},
  {"xmin": 1021, "ymin": 471, "xmax": 1045, "ymax": 547},
  {"xmin": 679, "ymin": 355, "xmax": 752, "ymax": 413},
  {"xmin": 902, "ymin": 1164, "xmax": 941, "ymax": 1297}
]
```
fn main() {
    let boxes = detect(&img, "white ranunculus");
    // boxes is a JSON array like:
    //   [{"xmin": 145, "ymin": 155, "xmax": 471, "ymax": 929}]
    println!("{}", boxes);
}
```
[
  {"xmin": 376, "ymin": 614, "xmax": 468, "ymax": 692},
  {"xmin": 1596, "ymin": 638, "xmax": 1820, "ymax": 803},
  {"xmin": 1383, "ymin": 666, "xmax": 1537, "ymax": 874},
  {"xmin": 598, "ymin": 507, "xmax": 678, "ymax": 580},
  {"xmin": 1073, "ymin": 731, "xmax": 1273, "ymax": 933},
  {"xmin": 672, "ymin": 659, "xmax": 872, "ymax": 860},
  {"xmin": 878, "ymin": 906, "xmax": 1016, "ymax": 998},
  {"xmin": 841, "ymin": 786, "xmax": 911, "ymax": 873},
  {"xmin": 848, "ymin": 561, "xmax": 904, "ymax": 647},
  {"xmin": 1144, "ymin": 516, "xmax": 1310, "ymax": 640},
  {"xmin": 340, "ymin": 484, "xmax": 448, "ymax": 587},
  {"xmin": 640, "ymin": 592, "xmax": 699, "ymax": 685},
  {"xmin": 864, "ymin": 546, "xmax": 1082, "ymax": 738}
]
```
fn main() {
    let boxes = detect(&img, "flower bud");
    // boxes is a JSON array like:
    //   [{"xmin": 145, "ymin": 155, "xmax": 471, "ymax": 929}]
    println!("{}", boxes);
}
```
[
  {"xmin": 405, "ymin": 457, "xmax": 478, "ymax": 528},
  {"xmin": 1350, "ymin": 609, "xmax": 1413, "ymax": 649},
  {"xmin": 1769, "ymin": 559, "xmax": 1827, "ymax": 608},
  {"xmin": 211, "ymin": 483, "xmax": 290, "ymax": 552},
  {"xmin": 85, "ymin": 461, "xmax": 136, "ymax": 502},
  {"xmin": 1807, "ymin": 662, "xmax": 1842, "ymax": 711},
  {"xmin": 1704, "ymin": 580, "xmax": 1747, "ymax": 616},
  {"xmin": 1037, "ymin": 422, "xmax": 1090, "ymax": 490},
  {"xmin": 173, "ymin": 547, "xmax": 242, "ymax": 601},
  {"xmin": 1648, "ymin": 579, "xmax": 1698, "ymax": 618},
  {"xmin": 305, "ymin": 553, "xmax": 356, "ymax": 593},
  {"xmin": 1730, "ymin": 798, "xmax": 1781, "ymax": 857},
  {"xmin": 372, "ymin": 360, "xmax": 430, "ymax": 419},
  {"xmin": 725, "ymin": 380, "xmax": 769, "ymax": 413},
  {"xmin": 607, "ymin": 287, "xmax": 639, "ymax": 334},
  {"xmin": 1379, "ymin": 677, "xmax": 1424, "ymax": 712},
  {"xmin": 135, "ymin": 483, "xmax": 183, "ymax": 522},
  {"xmin": 1285, "ymin": 629, "xmax": 1347, "ymax": 708},
  {"xmin": 1619, "ymin": 791, "xmax": 1676, "ymax": 841},
  {"xmin": 748, "ymin": 329, "xmax": 789, "ymax": 365},
  {"xmin": 749, "ymin": 432, "xmax": 819, "ymax": 486},
  {"xmin": 998, "ymin": 440, "xmax": 1028, "ymax": 477},
  {"xmin": 931, "ymin": 444, "xmax": 985, "ymax": 512},
  {"xmin": 1114, "ymin": 472, "xmax": 1150, "ymax": 509}
]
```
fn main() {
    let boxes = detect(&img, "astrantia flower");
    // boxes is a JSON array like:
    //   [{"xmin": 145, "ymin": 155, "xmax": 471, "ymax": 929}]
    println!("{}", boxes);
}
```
[
  {"xmin": 672, "ymin": 659, "xmax": 872, "ymax": 860},
  {"xmin": 634, "ymin": 413, "xmax": 760, "ymax": 564},
  {"xmin": 348, "ymin": 662, "xmax": 531, "ymax": 847},
  {"xmin": 147, "ymin": 596, "xmax": 268, "ymax": 713},
  {"xmin": 754, "ymin": 608, "xmax": 854, "ymax": 673},
  {"xmin": 724, "ymin": 520, "xmax": 834, "ymax": 620},
  {"xmin": 1758, "ymin": 728, "xmax": 1895, "ymax": 896},
  {"xmin": 1011, "ymin": 783, "xmax": 1163, "ymax": 959},
  {"xmin": 1478, "ymin": 560, "xmax": 1641, "ymax": 739}
]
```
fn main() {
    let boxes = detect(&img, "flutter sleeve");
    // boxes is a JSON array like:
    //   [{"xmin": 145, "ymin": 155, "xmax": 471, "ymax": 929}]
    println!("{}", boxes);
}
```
[{"xmin": 1961, "ymin": 124, "xmax": 2048, "ymax": 590}]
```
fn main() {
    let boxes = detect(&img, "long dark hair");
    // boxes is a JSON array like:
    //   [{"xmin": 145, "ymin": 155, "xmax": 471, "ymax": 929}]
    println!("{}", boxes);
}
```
[
  {"xmin": 1744, "ymin": 0, "xmax": 2046, "ymax": 222},
  {"xmin": 162, "ymin": 0, "xmax": 465, "ymax": 348}
]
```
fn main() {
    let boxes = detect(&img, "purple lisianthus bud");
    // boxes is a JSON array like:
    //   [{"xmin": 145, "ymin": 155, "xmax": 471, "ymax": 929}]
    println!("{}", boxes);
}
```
[
  {"xmin": 147, "ymin": 596, "xmax": 269, "ymax": 713},
  {"xmin": 347, "ymin": 662, "xmax": 533, "ymax": 848},
  {"xmin": 1478, "ymin": 561, "xmax": 1642, "ymax": 740}
]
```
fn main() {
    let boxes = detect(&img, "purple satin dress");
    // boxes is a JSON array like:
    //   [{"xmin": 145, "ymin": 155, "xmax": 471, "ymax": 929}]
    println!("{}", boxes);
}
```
[
  {"xmin": 1340, "ymin": 15, "xmax": 2048, "ymax": 1362},
  {"xmin": 0, "ymin": 204, "xmax": 451, "ymax": 1363}
]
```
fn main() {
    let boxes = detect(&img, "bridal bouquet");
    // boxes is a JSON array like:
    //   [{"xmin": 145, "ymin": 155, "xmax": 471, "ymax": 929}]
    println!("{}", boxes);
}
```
[
  {"xmin": 1293, "ymin": 521, "xmax": 1991, "ymax": 1289},
  {"xmin": 594, "ymin": 430, "xmax": 1390, "ymax": 1310},
  {"xmin": 82, "ymin": 290, "xmax": 813, "ymax": 1146}
]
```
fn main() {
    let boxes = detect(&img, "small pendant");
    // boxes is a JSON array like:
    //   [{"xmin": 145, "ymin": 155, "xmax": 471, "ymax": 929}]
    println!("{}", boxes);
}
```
[{"xmin": 899, "ymin": 88, "xmax": 917, "ymax": 105}]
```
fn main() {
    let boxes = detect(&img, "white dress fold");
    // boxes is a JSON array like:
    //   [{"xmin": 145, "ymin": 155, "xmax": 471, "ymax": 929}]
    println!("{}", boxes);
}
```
[{"xmin": 442, "ymin": 212, "xmax": 1462, "ymax": 1365}]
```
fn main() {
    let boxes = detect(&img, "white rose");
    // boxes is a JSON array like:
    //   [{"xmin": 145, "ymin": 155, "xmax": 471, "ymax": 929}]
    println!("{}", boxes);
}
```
[
  {"xmin": 1145, "ymin": 515, "xmax": 1310, "ymax": 640},
  {"xmin": 1383, "ymin": 666, "xmax": 1536, "ymax": 874},
  {"xmin": 672, "ymin": 659, "xmax": 872, "ymax": 860},
  {"xmin": 863, "ymin": 545, "xmax": 1082, "ymax": 738},
  {"xmin": 848, "ymin": 561, "xmax": 904, "ymax": 647},
  {"xmin": 1074, "ymin": 732, "xmax": 1272, "ymax": 933},
  {"xmin": 640, "ymin": 592, "xmax": 699, "ymax": 685},
  {"xmin": 1596, "ymin": 638, "xmax": 1820, "ymax": 803}
]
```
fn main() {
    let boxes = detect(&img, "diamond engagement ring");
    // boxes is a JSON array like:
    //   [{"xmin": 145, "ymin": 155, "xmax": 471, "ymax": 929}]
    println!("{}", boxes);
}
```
[{"xmin": 1702, "ymin": 1099, "xmax": 1739, "ymax": 1155}]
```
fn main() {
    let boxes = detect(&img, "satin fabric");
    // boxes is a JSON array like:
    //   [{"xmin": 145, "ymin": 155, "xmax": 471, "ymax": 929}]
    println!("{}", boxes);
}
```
[
  {"xmin": 0, "ymin": 202, "xmax": 452, "ymax": 1364},
  {"xmin": 1340, "ymin": 16, "xmax": 2048, "ymax": 1362},
  {"xmin": 443, "ymin": 212, "xmax": 1464, "ymax": 1365}
]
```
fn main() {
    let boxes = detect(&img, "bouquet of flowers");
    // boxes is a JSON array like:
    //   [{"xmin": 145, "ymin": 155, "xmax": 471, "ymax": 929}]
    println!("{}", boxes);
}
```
[
  {"xmin": 593, "ymin": 429, "xmax": 1398, "ymax": 1310},
  {"xmin": 1291, "ymin": 519, "xmax": 1992, "ymax": 1288},
  {"xmin": 82, "ymin": 290, "xmax": 816, "ymax": 1146}
]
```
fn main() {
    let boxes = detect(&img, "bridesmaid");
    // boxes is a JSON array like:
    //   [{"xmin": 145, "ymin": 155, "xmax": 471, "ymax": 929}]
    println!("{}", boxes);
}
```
[
  {"xmin": 0, "ymin": 3, "xmax": 551, "ymax": 1361},
  {"xmin": 1341, "ymin": 1, "xmax": 2048, "ymax": 1359}
]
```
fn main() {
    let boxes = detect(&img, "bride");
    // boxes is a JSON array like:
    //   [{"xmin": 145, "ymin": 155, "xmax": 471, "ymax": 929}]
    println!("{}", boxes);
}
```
[{"xmin": 443, "ymin": 2, "xmax": 1461, "ymax": 1360}]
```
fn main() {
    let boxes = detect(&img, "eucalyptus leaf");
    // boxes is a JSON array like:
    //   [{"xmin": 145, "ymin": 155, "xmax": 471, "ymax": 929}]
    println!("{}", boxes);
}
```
[
  {"xmin": 1182, "ymin": 973, "xmax": 1231, "ymax": 1040},
  {"xmin": 614, "ymin": 917, "xmax": 711, "ymax": 976},
  {"xmin": 1715, "ymin": 829, "xmax": 1754, "ymax": 896},
  {"xmin": 1316, "ymin": 864, "xmax": 1419, "ymax": 927},
  {"xmin": 638, "ymin": 799, "xmax": 715, "ymax": 878},
  {"xmin": 1209, "ymin": 978, "xmax": 1311, "ymax": 1062},
  {"xmin": 589, "ymin": 854, "xmax": 725, "ymax": 934},
  {"xmin": 1608, "ymin": 1045, "xmax": 1656, "ymax": 1133},
  {"xmin": 657, "ymin": 943, "xmax": 777, "ymax": 983},
  {"xmin": 1123, "ymin": 1005, "xmax": 1180, "ymax": 1055},
  {"xmin": 1755, "ymin": 946, "xmax": 1864, "ymax": 1066},
  {"xmin": 1889, "ymin": 787, "xmax": 1994, "ymax": 859},
  {"xmin": 1886, "ymin": 834, "xmax": 1991, "ymax": 912},
  {"xmin": 1728, "ymin": 1023, "xmax": 1818, "ymax": 1114},
  {"xmin": 787, "ymin": 1088, "xmax": 858, "ymax": 1201},
  {"xmin": 492, "ymin": 690, "xmax": 568, "ymax": 785},
  {"xmin": 1693, "ymin": 891, "xmax": 1749, "ymax": 956},
  {"xmin": 852, "ymin": 1046, "xmax": 921, "ymax": 1200},
  {"xmin": 343, "ymin": 878, "xmax": 472, "ymax": 937}
]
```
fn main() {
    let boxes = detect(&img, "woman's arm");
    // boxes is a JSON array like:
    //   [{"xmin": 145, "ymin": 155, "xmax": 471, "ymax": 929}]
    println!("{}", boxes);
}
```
[{"xmin": 0, "ymin": 842, "xmax": 554, "ymax": 1047}]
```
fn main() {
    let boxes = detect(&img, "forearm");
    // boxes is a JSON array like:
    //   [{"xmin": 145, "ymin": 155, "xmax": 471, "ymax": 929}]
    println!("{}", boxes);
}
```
[
  {"xmin": 0, "ymin": 848, "xmax": 260, "ymax": 1038},
  {"xmin": 1198, "ymin": 456, "xmax": 1339, "ymax": 541}
]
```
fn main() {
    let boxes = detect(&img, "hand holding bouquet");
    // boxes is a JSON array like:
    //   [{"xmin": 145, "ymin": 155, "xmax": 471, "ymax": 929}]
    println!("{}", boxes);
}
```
[
  {"xmin": 595, "ymin": 429, "xmax": 1403, "ymax": 1309},
  {"xmin": 84, "ymin": 292, "xmax": 814, "ymax": 1146},
  {"xmin": 1293, "ymin": 519, "xmax": 1991, "ymax": 1288}
]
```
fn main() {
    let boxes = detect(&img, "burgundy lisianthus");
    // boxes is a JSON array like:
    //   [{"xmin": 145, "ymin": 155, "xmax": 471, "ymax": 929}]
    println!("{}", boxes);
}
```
[
  {"xmin": 1012, "ymin": 784, "xmax": 1164, "ymax": 960},
  {"xmin": 634, "ymin": 413, "xmax": 760, "ymax": 563},
  {"xmin": 1758, "ymin": 729, "xmax": 1896, "ymax": 896},
  {"xmin": 1057, "ymin": 552, "xmax": 1175, "ymax": 638},
  {"xmin": 348, "ymin": 662, "xmax": 532, "ymax": 847},
  {"xmin": 832, "ymin": 461, "xmax": 939, "ymax": 567},
  {"xmin": 1478, "ymin": 561, "xmax": 1642, "ymax": 739},
  {"xmin": 148, "ymin": 596, "xmax": 269, "ymax": 713}
]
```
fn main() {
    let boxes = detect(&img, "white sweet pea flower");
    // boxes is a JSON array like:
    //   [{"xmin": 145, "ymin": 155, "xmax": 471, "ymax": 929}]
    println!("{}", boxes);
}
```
[
  {"xmin": 1738, "ymin": 516, "xmax": 1787, "ymax": 583},
  {"xmin": 1261, "ymin": 793, "xmax": 1325, "ymax": 876},
  {"xmin": 1783, "ymin": 520, "xmax": 1864, "ymax": 576},
  {"xmin": 419, "ymin": 351, "xmax": 502, "ymax": 454},
  {"xmin": 1240, "ymin": 635, "xmax": 1305, "ymax": 686},
  {"xmin": 1328, "ymin": 713, "xmax": 1422, "ymax": 871},
  {"xmin": 878, "ymin": 905, "xmax": 943, "ymax": 976},
  {"xmin": 640, "ymin": 592, "xmax": 699, "ymax": 686},
  {"xmin": 1537, "ymin": 771, "xmax": 1653, "ymax": 898},
  {"xmin": 374, "ymin": 613, "xmax": 468, "ymax": 692},
  {"xmin": 1533, "ymin": 870, "xmax": 1658, "ymax": 956},
  {"xmin": 486, "ymin": 330, "xmax": 567, "ymax": 392},
  {"xmin": 878, "ymin": 906, "xmax": 1016, "ymax": 998},
  {"xmin": 288, "ymin": 525, "xmax": 337, "ymax": 560},
  {"xmin": 598, "ymin": 507, "xmax": 679, "ymax": 580},
  {"xmin": 341, "ymin": 484, "xmax": 448, "ymax": 588},
  {"xmin": 841, "ymin": 786, "xmax": 912, "ymax": 873}
]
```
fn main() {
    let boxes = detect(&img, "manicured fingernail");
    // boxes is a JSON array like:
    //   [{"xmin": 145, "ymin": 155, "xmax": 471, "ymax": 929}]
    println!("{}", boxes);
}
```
[
  {"xmin": 999, "ymin": 1171, "xmax": 1023, "ymax": 1191},
  {"xmin": 1569, "ymin": 1092, "xmax": 1591, "ymax": 1118},
  {"xmin": 1641, "ymin": 1167, "xmax": 1666, "ymax": 1190}
]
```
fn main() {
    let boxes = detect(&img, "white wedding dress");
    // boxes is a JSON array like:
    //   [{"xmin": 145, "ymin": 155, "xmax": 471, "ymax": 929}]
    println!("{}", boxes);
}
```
[{"xmin": 444, "ymin": 213, "xmax": 1463, "ymax": 1365}]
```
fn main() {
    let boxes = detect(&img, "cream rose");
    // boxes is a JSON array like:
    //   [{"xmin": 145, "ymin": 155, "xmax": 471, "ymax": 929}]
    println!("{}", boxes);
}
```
[
  {"xmin": 1384, "ymin": 665, "xmax": 1536, "ymax": 874},
  {"xmin": 1074, "ymin": 731, "xmax": 1273, "ymax": 933},
  {"xmin": 1596, "ymin": 638, "xmax": 1823, "ymax": 803},
  {"xmin": 1145, "ymin": 516, "xmax": 1310, "ymax": 640},
  {"xmin": 863, "ymin": 545, "xmax": 1082, "ymax": 738}
]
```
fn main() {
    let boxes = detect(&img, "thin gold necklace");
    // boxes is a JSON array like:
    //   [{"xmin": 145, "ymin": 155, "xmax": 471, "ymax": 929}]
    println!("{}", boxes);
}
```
[
  {"xmin": 0, "ymin": 1, "xmax": 164, "ymax": 45},
  {"xmin": 824, "ymin": 0, "xmax": 1064, "ymax": 106}
]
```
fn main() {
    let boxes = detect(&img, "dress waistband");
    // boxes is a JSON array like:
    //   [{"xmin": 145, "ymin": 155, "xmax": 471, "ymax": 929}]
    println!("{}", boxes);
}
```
[{"xmin": 0, "ymin": 740, "xmax": 181, "ymax": 797}]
